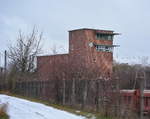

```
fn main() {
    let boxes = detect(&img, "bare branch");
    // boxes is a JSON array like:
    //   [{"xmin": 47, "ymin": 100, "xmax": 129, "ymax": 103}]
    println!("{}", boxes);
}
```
[{"xmin": 8, "ymin": 27, "xmax": 43, "ymax": 74}]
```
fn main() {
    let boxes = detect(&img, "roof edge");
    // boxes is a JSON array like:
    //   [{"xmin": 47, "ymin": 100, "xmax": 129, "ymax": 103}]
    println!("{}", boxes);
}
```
[
  {"xmin": 68, "ymin": 28, "xmax": 114, "ymax": 32},
  {"xmin": 37, "ymin": 53, "xmax": 69, "ymax": 57}
]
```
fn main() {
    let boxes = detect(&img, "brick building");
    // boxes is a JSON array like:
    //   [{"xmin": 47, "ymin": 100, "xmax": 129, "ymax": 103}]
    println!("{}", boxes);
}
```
[{"xmin": 37, "ymin": 28, "xmax": 119, "ymax": 80}]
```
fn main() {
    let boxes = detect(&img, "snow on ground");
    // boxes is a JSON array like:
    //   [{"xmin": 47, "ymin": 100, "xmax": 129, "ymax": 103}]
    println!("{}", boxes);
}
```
[{"xmin": 0, "ymin": 94, "xmax": 85, "ymax": 119}]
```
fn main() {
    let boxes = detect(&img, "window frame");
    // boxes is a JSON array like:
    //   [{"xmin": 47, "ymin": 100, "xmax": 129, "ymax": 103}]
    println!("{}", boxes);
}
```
[
  {"xmin": 96, "ymin": 33, "xmax": 114, "ymax": 41},
  {"xmin": 95, "ymin": 44, "xmax": 114, "ymax": 52}
]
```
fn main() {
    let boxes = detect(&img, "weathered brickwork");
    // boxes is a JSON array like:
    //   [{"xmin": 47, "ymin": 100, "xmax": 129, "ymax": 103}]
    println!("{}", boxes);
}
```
[{"xmin": 37, "ymin": 28, "xmax": 118, "ymax": 80}]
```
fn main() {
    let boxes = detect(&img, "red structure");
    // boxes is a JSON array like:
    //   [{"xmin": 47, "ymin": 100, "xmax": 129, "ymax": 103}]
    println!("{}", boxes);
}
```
[
  {"xmin": 120, "ymin": 89, "xmax": 150, "ymax": 114},
  {"xmin": 37, "ymin": 28, "xmax": 119, "ymax": 80}
]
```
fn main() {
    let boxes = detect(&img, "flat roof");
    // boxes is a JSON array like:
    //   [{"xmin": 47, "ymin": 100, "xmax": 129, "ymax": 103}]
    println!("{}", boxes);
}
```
[
  {"xmin": 69, "ymin": 28, "xmax": 120, "ymax": 35},
  {"xmin": 120, "ymin": 89, "xmax": 150, "ymax": 93},
  {"xmin": 37, "ymin": 53, "xmax": 69, "ymax": 57},
  {"xmin": 120, "ymin": 90, "xmax": 136, "ymax": 93},
  {"xmin": 69, "ymin": 28, "xmax": 113, "ymax": 32}
]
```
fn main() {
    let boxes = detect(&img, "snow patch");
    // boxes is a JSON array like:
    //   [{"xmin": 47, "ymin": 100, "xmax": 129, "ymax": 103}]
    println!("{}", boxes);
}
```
[{"xmin": 0, "ymin": 94, "xmax": 85, "ymax": 119}]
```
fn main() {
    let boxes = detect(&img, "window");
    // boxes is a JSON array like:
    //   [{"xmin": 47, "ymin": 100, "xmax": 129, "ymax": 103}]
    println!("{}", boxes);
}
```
[
  {"xmin": 95, "ymin": 45, "xmax": 114, "ymax": 52},
  {"xmin": 93, "ymin": 58, "xmax": 96, "ymax": 62},
  {"xmin": 96, "ymin": 33, "xmax": 113, "ymax": 40}
]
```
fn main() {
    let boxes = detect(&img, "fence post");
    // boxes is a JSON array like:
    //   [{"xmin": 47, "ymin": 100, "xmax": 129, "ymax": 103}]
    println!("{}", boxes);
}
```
[
  {"xmin": 139, "ymin": 72, "xmax": 145, "ymax": 119},
  {"xmin": 62, "ymin": 78, "xmax": 66, "ymax": 105},
  {"xmin": 116, "ymin": 76, "xmax": 120, "ymax": 117},
  {"xmin": 96, "ymin": 79, "xmax": 100, "ymax": 112},
  {"xmin": 82, "ymin": 79, "xmax": 88, "ymax": 109},
  {"xmin": 71, "ymin": 78, "xmax": 75, "ymax": 106}
]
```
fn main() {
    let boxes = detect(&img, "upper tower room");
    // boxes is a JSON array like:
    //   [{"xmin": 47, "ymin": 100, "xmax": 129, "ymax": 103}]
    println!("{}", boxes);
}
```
[{"xmin": 69, "ymin": 28, "xmax": 119, "ymax": 54}]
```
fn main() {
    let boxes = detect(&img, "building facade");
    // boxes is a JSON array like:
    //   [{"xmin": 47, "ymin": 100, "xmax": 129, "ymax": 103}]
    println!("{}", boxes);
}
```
[{"xmin": 37, "ymin": 28, "xmax": 119, "ymax": 80}]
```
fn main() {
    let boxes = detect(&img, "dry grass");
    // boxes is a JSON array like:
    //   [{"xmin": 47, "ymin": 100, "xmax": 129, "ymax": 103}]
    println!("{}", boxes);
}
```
[{"xmin": 0, "ymin": 103, "xmax": 9, "ymax": 119}]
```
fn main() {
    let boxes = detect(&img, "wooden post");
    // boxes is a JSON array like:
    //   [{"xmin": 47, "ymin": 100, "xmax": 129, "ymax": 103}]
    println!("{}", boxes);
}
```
[
  {"xmin": 82, "ymin": 79, "xmax": 88, "ymax": 109},
  {"xmin": 62, "ymin": 78, "xmax": 66, "ymax": 105},
  {"xmin": 3, "ymin": 50, "xmax": 7, "ymax": 90},
  {"xmin": 71, "ymin": 78, "xmax": 75, "ymax": 105},
  {"xmin": 4, "ymin": 50, "xmax": 7, "ymax": 80},
  {"xmin": 140, "ymin": 78, "xmax": 144, "ymax": 119},
  {"xmin": 116, "ymin": 76, "xmax": 120, "ymax": 117},
  {"xmin": 136, "ymin": 71, "xmax": 145, "ymax": 119},
  {"xmin": 96, "ymin": 80, "xmax": 100, "ymax": 112}
]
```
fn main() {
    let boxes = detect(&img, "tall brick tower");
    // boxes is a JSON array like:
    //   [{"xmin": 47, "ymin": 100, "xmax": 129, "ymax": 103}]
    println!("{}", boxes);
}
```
[
  {"xmin": 37, "ymin": 28, "xmax": 119, "ymax": 80},
  {"xmin": 69, "ymin": 28, "xmax": 119, "ymax": 78}
]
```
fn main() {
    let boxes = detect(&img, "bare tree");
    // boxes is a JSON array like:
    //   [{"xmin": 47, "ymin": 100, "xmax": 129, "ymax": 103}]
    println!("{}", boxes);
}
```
[{"xmin": 8, "ymin": 27, "xmax": 43, "ymax": 73}]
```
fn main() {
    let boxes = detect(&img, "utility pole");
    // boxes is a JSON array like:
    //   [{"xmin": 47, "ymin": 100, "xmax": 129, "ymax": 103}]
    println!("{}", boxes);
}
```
[
  {"xmin": 0, "ymin": 52, "xmax": 1, "ymax": 68},
  {"xmin": 4, "ymin": 50, "xmax": 7, "ymax": 80}
]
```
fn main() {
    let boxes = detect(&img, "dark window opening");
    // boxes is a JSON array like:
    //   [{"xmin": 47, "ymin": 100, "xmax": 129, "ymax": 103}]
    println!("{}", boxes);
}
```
[
  {"xmin": 93, "ymin": 58, "xmax": 96, "ymax": 62},
  {"xmin": 96, "ymin": 33, "xmax": 114, "ymax": 40}
]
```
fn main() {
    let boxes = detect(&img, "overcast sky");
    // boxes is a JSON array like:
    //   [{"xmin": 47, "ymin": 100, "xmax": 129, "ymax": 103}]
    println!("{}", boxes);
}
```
[{"xmin": 0, "ymin": 0, "xmax": 150, "ymax": 65}]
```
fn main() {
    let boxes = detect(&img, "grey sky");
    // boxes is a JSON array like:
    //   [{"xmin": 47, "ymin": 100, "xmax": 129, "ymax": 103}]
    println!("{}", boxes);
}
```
[{"xmin": 0, "ymin": 0, "xmax": 150, "ymax": 64}]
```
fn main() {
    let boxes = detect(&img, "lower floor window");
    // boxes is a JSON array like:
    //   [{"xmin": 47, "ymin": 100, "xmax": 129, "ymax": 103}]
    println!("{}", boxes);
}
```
[{"xmin": 95, "ymin": 45, "xmax": 114, "ymax": 52}]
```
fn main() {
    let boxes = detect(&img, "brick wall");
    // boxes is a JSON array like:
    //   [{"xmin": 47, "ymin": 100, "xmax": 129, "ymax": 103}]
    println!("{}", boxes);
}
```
[{"xmin": 37, "ymin": 28, "xmax": 117, "ymax": 80}]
